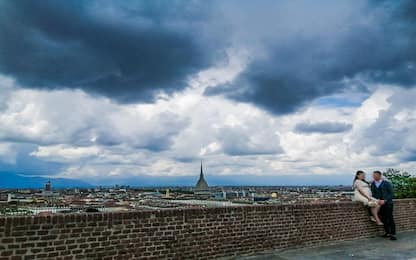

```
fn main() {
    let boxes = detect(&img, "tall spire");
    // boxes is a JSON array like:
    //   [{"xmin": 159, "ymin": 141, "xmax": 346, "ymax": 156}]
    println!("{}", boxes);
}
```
[
  {"xmin": 195, "ymin": 160, "xmax": 209, "ymax": 191},
  {"xmin": 200, "ymin": 160, "xmax": 204, "ymax": 178}
]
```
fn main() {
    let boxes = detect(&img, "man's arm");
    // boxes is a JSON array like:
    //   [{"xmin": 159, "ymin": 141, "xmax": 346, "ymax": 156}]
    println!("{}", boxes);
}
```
[
  {"xmin": 383, "ymin": 181, "xmax": 394, "ymax": 203},
  {"xmin": 370, "ymin": 182, "xmax": 380, "ymax": 200}
]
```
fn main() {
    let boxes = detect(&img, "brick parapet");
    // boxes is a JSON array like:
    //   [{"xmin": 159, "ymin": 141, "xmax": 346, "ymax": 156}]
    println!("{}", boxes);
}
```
[{"xmin": 0, "ymin": 199, "xmax": 415, "ymax": 259}]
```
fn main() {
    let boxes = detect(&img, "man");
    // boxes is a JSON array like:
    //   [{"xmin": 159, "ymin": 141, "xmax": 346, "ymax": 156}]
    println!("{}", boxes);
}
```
[{"xmin": 370, "ymin": 170, "xmax": 397, "ymax": 240}]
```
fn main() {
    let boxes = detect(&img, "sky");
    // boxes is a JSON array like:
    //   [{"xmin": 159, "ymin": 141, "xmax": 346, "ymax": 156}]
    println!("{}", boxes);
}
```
[{"xmin": 0, "ymin": 0, "xmax": 415, "ymax": 185}]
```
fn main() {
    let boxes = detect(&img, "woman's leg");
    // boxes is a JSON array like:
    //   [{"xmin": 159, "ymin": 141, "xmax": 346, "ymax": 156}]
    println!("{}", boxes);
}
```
[{"xmin": 370, "ymin": 205, "xmax": 383, "ymax": 225}]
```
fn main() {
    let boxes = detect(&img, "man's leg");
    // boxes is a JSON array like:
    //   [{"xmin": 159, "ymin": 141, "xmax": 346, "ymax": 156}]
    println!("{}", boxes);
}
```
[
  {"xmin": 379, "ymin": 205, "xmax": 390, "ymax": 235},
  {"xmin": 383, "ymin": 204, "xmax": 396, "ymax": 237},
  {"xmin": 388, "ymin": 205, "xmax": 396, "ymax": 236}
]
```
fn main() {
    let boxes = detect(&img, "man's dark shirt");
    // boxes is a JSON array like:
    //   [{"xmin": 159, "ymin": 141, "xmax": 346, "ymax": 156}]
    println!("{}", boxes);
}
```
[{"xmin": 371, "ymin": 180, "xmax": 394, "ymax": 205}]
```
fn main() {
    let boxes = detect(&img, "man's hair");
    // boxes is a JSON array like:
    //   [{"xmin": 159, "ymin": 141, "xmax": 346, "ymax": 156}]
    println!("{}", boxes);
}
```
[{"xmin": 373, "ymin": 170, "xmax": 382, "ymax": 175}]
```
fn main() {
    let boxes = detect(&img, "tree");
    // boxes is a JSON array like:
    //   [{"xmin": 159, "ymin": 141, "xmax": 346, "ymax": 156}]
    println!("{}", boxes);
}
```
[{"xmin": 383, "ymin": 168, "xmax": 416, "ymax": 199}]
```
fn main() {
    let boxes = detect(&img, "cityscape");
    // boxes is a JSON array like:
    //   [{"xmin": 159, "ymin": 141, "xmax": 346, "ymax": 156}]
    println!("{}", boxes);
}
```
[{"xmin": 1, "ymin": 162, "xmax": 354, "ymax": 216}]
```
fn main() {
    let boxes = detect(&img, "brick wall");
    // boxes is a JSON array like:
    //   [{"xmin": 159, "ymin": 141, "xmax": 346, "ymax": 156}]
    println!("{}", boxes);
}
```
[{"xmin": 0, "ymin": 199, "xmax": 415, "ymax": 260}]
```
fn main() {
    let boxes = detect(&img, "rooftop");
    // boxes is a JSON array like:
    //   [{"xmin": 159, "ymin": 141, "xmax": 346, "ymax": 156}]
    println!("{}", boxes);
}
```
[{"xmin": 237, "ymin": 231, "xmax": 416, "ymax": 260}]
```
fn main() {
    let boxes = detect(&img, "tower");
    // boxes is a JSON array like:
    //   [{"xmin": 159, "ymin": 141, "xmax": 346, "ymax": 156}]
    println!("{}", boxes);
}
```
[
  {"xmin": 45, "ymin": 181, "xmax": 51, "ymax": 191},
  {"xmin": 195, "ymin": 160, "xmax": 209, "ymax": 192}
]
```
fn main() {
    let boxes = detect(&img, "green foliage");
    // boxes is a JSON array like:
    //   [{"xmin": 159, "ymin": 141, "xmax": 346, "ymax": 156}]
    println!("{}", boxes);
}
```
[{"xmin": 383, "ymin": 168, "xmax": 416, "ymax": 199}]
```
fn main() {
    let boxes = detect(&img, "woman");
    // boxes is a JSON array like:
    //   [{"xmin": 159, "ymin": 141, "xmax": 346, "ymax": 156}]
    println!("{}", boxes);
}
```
[{"xmin": 353, "ymin": 170, "xmax": 383, "ymax": 225}]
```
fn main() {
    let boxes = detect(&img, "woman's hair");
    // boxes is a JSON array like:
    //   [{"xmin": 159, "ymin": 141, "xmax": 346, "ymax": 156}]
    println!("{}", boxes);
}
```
[{"xmin": 353, "ymin": 170, "xmax": 368, "ymax": 187}]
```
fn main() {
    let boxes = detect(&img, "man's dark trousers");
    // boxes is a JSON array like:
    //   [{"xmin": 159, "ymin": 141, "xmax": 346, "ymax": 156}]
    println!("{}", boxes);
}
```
[
  {"xmin": 371, "ymin": 180, "xmax": 396, "ymax": 236},
  {"xmin": 380, "ymin": 203, "xmax": 396, "ymax": 235}
]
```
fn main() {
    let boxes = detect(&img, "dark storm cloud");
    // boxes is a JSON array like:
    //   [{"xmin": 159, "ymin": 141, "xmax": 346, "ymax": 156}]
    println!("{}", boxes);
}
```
[
  {"xmin": 295, "ymin": 122, "xmax": 352, "ymax": 134},
  {"xmin": 0, "ymin": 144, "xmax": 64, "ymax": 176},
  {"xmin": 206, "ymin": 0, "xmax": 416, "ymax": 114},
  {"xmin": 0, "ymin": 0, "xmax": 214, "ymax": 103},
  {"xmin": 1, "ymin": 0, "xmax": 415, "ymax": 114}
]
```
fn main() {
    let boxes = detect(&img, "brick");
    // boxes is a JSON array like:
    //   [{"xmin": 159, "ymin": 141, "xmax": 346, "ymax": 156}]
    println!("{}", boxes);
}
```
[
  {"xmin": 48, "ymin": 252, "xmax": 60, "ymax": 257},
  {"xmin": 15, "ymin": 249, "xmax": 27, "ymax": 255},
  {"xmin": 41, "ymin": 234, "xmax": 58, "ymax": 240},
  {"xmin": 7, "ymin": 244, "xmax": 19, "ymax": 249},
  {"xmin": 37, "ymin": 230, "xmax": 48, "ymax": 236},
  {"xmin": 1, "ymin": 250, "xmax": 13, "ymax": 256},
  {"xmin": 20, "ymin": 243, "xmax": 36, "ymax": 248}
]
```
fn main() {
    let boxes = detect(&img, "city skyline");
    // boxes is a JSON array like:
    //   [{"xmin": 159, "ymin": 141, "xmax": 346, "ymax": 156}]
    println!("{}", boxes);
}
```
[{"xmin": 0, "ymin": 1, "xmax": 416, "ymax": 186}]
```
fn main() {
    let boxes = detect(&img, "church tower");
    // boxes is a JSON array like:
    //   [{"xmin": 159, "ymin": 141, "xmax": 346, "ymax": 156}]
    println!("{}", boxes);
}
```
[{"xmin": 195, "ymin": 160, "xmax": 209, "ymax": 192}]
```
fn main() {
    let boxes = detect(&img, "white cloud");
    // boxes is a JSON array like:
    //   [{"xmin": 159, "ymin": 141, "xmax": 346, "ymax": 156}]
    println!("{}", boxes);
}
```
[
  {"xmin": 31, "ymin": 144, "xmax": 100, "ymax": 163},
  {"xmin": 0, "ymin": 64, "xmax": 415, "ymax": 183}
]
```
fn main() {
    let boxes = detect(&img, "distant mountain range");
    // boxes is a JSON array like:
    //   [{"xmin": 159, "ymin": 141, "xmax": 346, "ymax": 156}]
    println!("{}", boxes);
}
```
[
  {"xmin": 78, "ymin": 174, "xmax": 353, "ymax": 187},
  {"xmin": 0, "ymin": 172, "xmax": 92, "ymax": 189},
  {"xmin": 0, "ymin": 172, "xmax": 354, "ymax": 189}
]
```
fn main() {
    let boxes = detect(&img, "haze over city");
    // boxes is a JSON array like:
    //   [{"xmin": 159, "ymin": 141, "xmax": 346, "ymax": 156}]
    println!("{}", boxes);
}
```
[{"xmin": 0, "ymin": 0, "xmax": 416, "ymax": 186}]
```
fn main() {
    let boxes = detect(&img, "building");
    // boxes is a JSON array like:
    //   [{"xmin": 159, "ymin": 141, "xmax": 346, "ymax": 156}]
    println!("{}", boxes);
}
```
[
  {"xmin": 195, "ymin": 161, "xmax": 209, "ymax": 191},
  {"xmin": 40, "ymin": 181, "xmax": 56, "ymax": 197},
  {"xmin": 45, "ymin": 181, "xmax": 51, "ymax": 191},
  {"xmin": 195, "ymin": 161, "xmax": 210, "ymax": 195},
  {"xmin": 7, "ymin": 193, "xmax": 35, "ymax": 204}
]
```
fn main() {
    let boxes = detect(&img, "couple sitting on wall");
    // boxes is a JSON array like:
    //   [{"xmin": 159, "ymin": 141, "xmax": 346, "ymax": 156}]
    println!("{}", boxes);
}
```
[{"xmin": 353, "ymin": 170, "xmax": 397, "ymax": 241}]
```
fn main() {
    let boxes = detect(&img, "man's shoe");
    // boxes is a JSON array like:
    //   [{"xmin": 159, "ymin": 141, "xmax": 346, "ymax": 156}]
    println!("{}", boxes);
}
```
[
  {"xmin": 381, "ymin": 233, "xmax": 390, "ymax": 238},
  {"xmin": 390, "ymin": 236, "xmax": 397, "ymax": 241}
]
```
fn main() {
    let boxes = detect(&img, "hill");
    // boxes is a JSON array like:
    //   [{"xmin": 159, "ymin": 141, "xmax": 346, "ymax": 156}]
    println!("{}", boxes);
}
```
[{"xmin": 0, "ymin": 172, "xmax": 92, "ymax": 188}]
